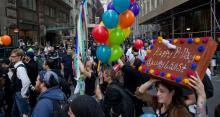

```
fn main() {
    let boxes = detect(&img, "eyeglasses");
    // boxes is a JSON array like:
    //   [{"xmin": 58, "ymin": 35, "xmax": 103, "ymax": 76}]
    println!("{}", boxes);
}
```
[{"xmin": 10, "ymin": 56, "xmax": 18, "ymax": 58}]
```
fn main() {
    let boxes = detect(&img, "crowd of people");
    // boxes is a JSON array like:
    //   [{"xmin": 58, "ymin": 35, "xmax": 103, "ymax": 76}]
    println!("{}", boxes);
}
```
[{"xmin": 0, "ymin": 41, "xmax": 219, "ymax": 117}]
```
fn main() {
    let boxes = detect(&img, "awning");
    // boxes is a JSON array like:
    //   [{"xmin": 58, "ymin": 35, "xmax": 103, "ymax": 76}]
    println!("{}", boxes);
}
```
[{"xmin": 139, "ymin": 0, "xmax": 189, "ymax": 24}]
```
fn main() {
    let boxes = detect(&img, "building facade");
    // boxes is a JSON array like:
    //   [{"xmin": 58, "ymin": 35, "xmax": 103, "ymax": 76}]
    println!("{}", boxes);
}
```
[
  {"xmin": 0, "ymin": 0, "xmax": 18, "ymax": 46},
  {"xmin": 137, "ymin": 0, "xmax": 220, "ymax": 43}
]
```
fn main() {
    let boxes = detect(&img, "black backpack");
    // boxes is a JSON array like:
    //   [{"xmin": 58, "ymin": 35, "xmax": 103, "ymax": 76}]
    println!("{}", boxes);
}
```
[
  {"xmin": 10, "ymin": 64, "xmax": 26, "ymax": 94},
  {"xmin": 51, "ymin": 98, "xmax": 69, "ymax": 117}
]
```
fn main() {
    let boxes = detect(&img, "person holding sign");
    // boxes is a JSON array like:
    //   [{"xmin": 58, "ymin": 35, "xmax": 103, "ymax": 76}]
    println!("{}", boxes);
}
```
[{"xmin": 135, "ymin": 72, "xmax": 206, "ymax": 117}]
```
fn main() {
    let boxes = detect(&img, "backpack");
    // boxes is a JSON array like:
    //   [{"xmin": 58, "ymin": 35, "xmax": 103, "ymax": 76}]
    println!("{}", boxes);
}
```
[
  {"xmin": 52, "ymin": 98, "xmax": 69, "ymax": 117},
  {"xmin": 10, "ymin": 64, "xmax": 26, "ymax": 93}
]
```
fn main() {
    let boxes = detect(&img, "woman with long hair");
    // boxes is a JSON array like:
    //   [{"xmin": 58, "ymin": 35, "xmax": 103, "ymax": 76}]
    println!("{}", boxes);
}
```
[{"xmin": 136, "ymin": 72, "xmax": 206, "ymax": 117}]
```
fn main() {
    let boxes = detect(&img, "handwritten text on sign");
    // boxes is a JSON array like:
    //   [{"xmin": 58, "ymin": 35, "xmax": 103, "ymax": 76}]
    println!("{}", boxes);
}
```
[{"xmin": 146, "ymin": 47, "xmax": 196, "ymax": 73}]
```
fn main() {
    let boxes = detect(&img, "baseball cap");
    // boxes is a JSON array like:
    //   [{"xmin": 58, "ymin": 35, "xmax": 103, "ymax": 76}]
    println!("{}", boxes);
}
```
[{"xmin": 26, "ymin": 52, "xmax": 35, "ymax": 59}]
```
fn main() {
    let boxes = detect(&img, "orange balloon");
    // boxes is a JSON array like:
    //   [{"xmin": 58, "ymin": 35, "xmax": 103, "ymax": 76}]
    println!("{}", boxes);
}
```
[
  {"xmin": 119, "ymin": 10, "xmax": 135, "ymax": 29},
  {"xmin": 1, "ymin": 35, "xmax": 12, "ymax": 46}
]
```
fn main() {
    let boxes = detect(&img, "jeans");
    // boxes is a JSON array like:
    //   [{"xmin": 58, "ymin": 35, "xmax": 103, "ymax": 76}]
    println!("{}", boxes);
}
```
[{"xmin": 12, "ymin": 92, "xmax": 29, "ymax": 117}]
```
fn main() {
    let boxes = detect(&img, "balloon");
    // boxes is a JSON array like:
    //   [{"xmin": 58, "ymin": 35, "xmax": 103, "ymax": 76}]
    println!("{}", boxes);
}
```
[
  {"xmin": 99, "ymin": 21, "xmax": 104, "ymax": 26},
  {"xmin": 0, "ymin": 37, "xmax": 2, "ymax": 45},
  {"xmin": 129, "ymin": 2, "xmax": 140, "ymax": 16},
  {"xmin": 92, "ymin": 26, "xmax": 109, "ymax": 43},
  {"xmin": 130, "ymin": 0, "xmax": 135, "ymax": 4},
  {"xmin": 113, "ymin": 0, "xmax": 130, "ymax": 13},
  {"xmin": 96, "ymin": 45, "xmax": 111, "ymax": 63},
  {"xmin": 1, "ymin": 35, "xmax": 12, "ymax": 46},
  {"xmin": 102, "ymin": 10, "xmax": 119, "ymax": 29},
  {"xmin": 105, "ymin": 39, "xmax": 110, "ymax": 46},
  {"xmin": 107, "ymin": 2, "xmax": 115, "ymax": 10},
  {"xmin": 109, "ymin": 45, "xmax": 123, "ymax": 62},
  {"xmin": 123, "ymin": 27, "xmax": 131, "ymax": 38},
  {"xmin": 140, "ymin": 113, "xmax": 156, "ymax": 117},
  {"xmin": 134, "ymin": 39, "xmax": 143, "ymax": 49},
  {"xmin": 109, "ymin": 29, "xmax": 125, "ymax": 46},
  {"xmin": 108, "ymin": 29, "xmax": 114, "ymax": 34},
  {"xmin": 119, "ymin": 10, "xmax": 135, "ymax": 29}
]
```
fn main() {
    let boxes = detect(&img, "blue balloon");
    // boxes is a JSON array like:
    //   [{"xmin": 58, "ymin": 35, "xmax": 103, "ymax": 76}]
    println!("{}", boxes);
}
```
[
  {"xmin": 140, "ymin": 113, "xmax": 156, "ymax": 117},
  {"xmin": 113, "ymin": 0, "xmax": 130, "ymax": 13},
  {"xmin": 96, "ymin": 45, "xmax": 111, "ymax": 63},
  {"xmin": 102, "ymin": 10, "xmax": 119, "ymax": 29}
]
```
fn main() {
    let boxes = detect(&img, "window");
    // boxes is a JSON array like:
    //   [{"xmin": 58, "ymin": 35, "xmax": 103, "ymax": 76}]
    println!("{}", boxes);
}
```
[
  {"xmin": 45, "ymin": 5, "xmax": 55, "ymax": 17},
  {"xmin": 8, "ymin": 0, "xmax": 15, "ymax": 4},
  {"xmin": 21, "ymin": 0, "xmax": 36, "ymax": 11},
  {"xmin": 50, "ymin": 7, "xmax": 55, "ymax": 17},
  {"xmin": 45, "ymin": 6, "xmax": 50, "ymax": 16}
]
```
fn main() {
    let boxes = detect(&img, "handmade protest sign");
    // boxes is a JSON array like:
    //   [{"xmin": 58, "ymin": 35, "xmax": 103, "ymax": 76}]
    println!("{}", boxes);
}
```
[{"xmin": 140, "ymin": 37, "xmax": 217, "ymax": 88}]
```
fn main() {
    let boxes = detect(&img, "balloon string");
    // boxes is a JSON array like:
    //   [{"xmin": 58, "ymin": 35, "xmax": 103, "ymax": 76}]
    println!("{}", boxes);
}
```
[{"xmin": 97, "ymin": 60, "xmax": 101, "ymax": 72}]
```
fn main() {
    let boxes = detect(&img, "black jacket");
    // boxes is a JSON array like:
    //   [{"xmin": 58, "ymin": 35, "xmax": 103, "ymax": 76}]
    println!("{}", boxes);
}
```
[{"xmin": 101, "ymin": 81, "xmax": 135, "ymax": 117}]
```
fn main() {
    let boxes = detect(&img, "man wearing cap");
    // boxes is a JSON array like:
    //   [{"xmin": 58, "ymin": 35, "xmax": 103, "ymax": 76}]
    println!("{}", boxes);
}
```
[
  {"xmin": 24, "ymin": 51, "xmax": 38, "ymax": 110},
  {"xmin": 32, "ymin": 66, "xmax": 65, "ymax": 117}
]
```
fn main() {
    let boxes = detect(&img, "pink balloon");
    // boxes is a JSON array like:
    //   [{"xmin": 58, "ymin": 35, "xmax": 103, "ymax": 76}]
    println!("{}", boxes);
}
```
[
  {"xmin": 134, "ymin": 39, "xmax": 143, "ymax": 49},
  {"xmin": 92, "ymin": 26, "xmax": 109, "ymax": 43}
]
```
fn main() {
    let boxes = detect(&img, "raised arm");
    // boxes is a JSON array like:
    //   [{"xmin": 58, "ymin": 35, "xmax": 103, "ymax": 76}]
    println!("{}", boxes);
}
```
[
  {"xmin": 135, "ymin": 79, "xmax": 157, "ymax": 105},
  {"xmin": 189, "ymin": 72, "xmax": 206, "ymax": 117},
  {"xmin": 79, "ymin": 59, "xmax": 92, "ymax": 78}
]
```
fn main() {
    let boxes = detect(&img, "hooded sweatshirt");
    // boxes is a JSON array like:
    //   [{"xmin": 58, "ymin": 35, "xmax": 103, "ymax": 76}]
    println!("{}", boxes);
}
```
[{"xmin": 32, "ymin": 86, "xmax": 65, "ymax": 117}]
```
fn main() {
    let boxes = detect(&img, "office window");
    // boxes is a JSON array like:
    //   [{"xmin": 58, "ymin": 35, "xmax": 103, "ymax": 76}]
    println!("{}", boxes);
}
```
[
  {"xmin": 45, "ymin": 6, "xmax": 50, "ymax": 16},
  {"xmin": 45, "ymin": 6, "xmax": 55, "ymax": 17},
  {"xmin": 8, "ymin": 0, "xmax": 15, "ymax": 4},
  {"xmin": 21, "ymin": 0, "xmax": 36, "ymax": 11},
  {"xmin": 50, "ymin": 8, "xmax": 55, "ymax": 17}
]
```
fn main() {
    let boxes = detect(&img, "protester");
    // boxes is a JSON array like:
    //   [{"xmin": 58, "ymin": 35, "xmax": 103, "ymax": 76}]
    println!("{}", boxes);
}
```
[
  {"xmin": 215, "ymin": 103, "xmax": 220, "ymax": 117},
  {"xmin": 32, "ymin": 70, "xmax": 66, "ymax": 117},
  {"xmin": 136, "ymin": 72, "xmax": 206, "ymax": 117},
  {"xmin": 24, "ymin": 51, "xmax": 39, "ymax": 111},
  {"xmin": 118, "ymin": 58, "xmax": 148, "ymax": 116},
  {"xmin": 95, "ymin": 65, "xmax": 135, "ymax": 117},
  {"xmin": 10, "ymin": 49, "xmax": 31, "ymax": 117},
  {"xmin": 61, "ymin": 48, "xmax": 74, "ymax": 84},
  {"xmin": 79, "ymin": 57, "xmax": 97, "ymax": 96},
  {"xmin": 68, "ymin": 95, "xmax": 105, "ymax": 117}
]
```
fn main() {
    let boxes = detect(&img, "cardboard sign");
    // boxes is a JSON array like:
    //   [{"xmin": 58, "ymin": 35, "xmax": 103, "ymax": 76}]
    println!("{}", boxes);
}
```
[{"xmin": 141, "ymin": 37, "xmax": 217, "ymax": 88}]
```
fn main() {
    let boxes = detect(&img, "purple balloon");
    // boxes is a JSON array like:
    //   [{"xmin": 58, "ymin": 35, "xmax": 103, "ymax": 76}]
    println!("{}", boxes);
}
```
[
  {"xmin": 129, "ymin": 2, "xmax": 140, "ymax": 16},
  {"xmin": 107, "ymin": 2, "xmax": 115, "ymax": 10},
  {"xmin": 107, "ymin": 2, "xmax": 119, "ymax": 14}
]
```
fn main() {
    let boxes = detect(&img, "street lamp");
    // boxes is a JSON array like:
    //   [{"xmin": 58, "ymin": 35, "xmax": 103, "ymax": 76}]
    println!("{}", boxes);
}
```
[{"xmin": 186, "ymin": 27, "xmax": 191, "ymax": 31}]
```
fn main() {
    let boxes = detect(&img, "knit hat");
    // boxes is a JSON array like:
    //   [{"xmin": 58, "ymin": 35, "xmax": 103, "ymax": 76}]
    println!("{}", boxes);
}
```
[
  {"xmin": 38, "ymin": 70, "xmax": 59, "ymax": 86},
  {"xmin": 26, "ymin": 52, "xmax": 35, "ymax": 59}
]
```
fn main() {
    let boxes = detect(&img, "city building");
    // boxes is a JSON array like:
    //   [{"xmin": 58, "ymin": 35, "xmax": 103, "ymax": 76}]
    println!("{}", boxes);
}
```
[
  {"xmin": 0, "ymin": 0, "xmax": 18, "ymax": 46},
  {"xmin": 38, "ymin": 0, "xmax": 73, "ymax": 46},
  {"xmin": 137, "ymin": 0, "xmax": 220, "ymax": 43}
]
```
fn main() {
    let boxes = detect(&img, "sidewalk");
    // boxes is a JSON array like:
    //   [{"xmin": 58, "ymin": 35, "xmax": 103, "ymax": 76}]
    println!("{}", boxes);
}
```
[{"xmin": 211, "ymin": 73, "xmax": 220, "ymax": 81}]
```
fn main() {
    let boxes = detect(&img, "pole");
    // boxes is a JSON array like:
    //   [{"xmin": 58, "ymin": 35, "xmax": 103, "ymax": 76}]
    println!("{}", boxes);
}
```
[
  {"xmin": 172, "ymin": 12, "xmax": 175, "ymax": 39},
  {"xmin": 210, "ymin": 0, "xmax": 213, "ymax": 37},
  {"xmin": 213, "ymin": 0, "xmax": 216, "ymax": 40}
]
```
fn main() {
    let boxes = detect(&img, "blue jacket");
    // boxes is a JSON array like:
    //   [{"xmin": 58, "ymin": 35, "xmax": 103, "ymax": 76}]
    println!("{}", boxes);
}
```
[{"xmin": 32, "ymin": 86, "xmax": 65, "ymax": 117}]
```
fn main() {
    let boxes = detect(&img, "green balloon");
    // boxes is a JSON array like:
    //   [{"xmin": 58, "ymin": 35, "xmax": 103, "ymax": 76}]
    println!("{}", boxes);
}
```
[
  {"xmin": 109, "ymin": 45, "xmax": 123, "ymax": 62},
  {"xmin": 109, "ymin": 29, "xmax": 125, "ymax": 46}
]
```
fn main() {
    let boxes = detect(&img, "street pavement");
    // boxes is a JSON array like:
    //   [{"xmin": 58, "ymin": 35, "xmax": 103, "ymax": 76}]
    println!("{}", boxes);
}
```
[{"xmin": 207, "ymin": 73, "xmax": 220, "ymax": 117}]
